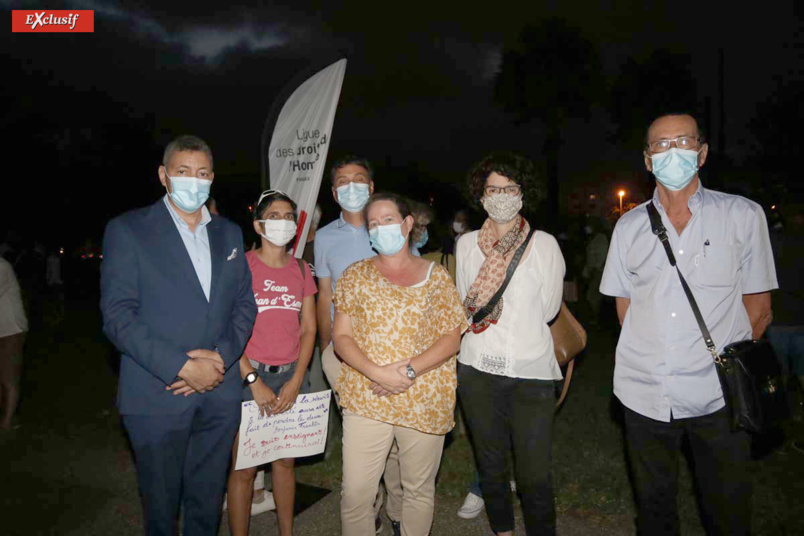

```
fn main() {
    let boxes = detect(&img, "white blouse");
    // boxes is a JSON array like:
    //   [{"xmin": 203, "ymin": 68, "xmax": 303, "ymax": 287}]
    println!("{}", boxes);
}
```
[{"xmin": 456, "ymin": 230, "xmax": 565, "ymax": 380}]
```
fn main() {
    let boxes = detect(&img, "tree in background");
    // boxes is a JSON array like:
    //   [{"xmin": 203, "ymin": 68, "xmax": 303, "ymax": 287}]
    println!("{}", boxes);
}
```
[
  {"xmin": 494, "ymin": 18, "xmax": 602, "ymax": 227},
  {"xmin": 609, "ymin": 50, "xmax": 699, "ymax": 149}
]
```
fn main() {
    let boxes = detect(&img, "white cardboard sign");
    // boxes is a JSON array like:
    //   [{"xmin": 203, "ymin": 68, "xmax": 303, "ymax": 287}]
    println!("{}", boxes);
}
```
[{"xmin": 234, "ymin": 390, "xmax": 331, "ymax": 470}]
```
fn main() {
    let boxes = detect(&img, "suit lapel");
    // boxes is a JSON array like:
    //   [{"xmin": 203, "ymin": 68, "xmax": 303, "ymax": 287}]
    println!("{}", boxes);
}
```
[
  {"xmin": 207, "ymin": 216, "xmax": 225, "ymax": 304},
  {"xmin": 150, "ymin": 200, "xmax": 209, "ymax": 304}
]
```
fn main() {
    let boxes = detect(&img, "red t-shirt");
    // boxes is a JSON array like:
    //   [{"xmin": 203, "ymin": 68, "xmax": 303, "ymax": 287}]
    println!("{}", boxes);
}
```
[{"xmin": 244, "ymin": 250, "xmax": 317, "ymax": 365}]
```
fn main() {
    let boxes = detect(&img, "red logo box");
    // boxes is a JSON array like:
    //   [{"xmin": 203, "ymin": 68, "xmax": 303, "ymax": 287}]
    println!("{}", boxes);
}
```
[{"xmin": 12, "ymin": 10, "xmax": 94, "ymax": 33}]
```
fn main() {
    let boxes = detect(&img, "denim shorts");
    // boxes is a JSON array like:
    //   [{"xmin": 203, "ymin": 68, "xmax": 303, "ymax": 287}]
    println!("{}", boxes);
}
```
[{"xmin": 242, "ymin": 360, "xmax": 311, "ymax": 401}]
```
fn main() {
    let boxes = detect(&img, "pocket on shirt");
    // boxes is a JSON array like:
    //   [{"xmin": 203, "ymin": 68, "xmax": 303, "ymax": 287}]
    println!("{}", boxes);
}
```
[{"xmin": 695, "ymin": 245, "xmax": 738, "ymax": 287}]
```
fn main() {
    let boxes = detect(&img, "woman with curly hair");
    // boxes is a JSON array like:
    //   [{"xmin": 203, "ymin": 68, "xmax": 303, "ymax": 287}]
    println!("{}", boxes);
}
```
[{"xmin": 456, "ymin": 152, "xmax": 566, "ymax": 536}]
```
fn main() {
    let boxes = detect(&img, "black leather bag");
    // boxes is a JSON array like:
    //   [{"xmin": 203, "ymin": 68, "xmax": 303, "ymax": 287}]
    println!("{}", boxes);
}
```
[
  {"xmin": 716, "ymin": 339, "xmax": 787, "ymax": 433},
  {"xmin": 646, "ymin": 202, "xmax": 787, "ymax": 434}
]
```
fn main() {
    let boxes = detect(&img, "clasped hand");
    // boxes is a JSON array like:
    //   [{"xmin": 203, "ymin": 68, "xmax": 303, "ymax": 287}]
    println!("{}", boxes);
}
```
[
  {"xmin": 368, "ymin": 359, "xmax": 414, "ymax": 397},
  {"xmin": 167, "ymin": 349, "xmax": 224, "ymax": 396}
]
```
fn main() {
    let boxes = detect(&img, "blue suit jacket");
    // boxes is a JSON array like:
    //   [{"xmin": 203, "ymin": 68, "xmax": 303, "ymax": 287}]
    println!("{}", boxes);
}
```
[{"xmin": 101, "ymin": 200, "xmax": 257, "ymax": 415}]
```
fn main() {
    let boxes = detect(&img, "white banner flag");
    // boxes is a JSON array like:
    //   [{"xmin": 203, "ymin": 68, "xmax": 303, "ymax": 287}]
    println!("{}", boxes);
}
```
[
  {"xmin": 267, "ymin": 58, "xmax": 346, "ymax": 258},
  {"xmin": 234, "ymin": 390, "xmax": 332, "ymax": 470}
]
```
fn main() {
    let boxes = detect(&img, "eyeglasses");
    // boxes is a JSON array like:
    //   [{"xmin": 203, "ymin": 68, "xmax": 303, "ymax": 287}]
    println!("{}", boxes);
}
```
[
  {"xmin": 484, "ymin": 185, "xmax": 521, "ymax": 196},
  {"xmin": 647, "ymin": 136, "xmax": 700, "ymax": 153}
]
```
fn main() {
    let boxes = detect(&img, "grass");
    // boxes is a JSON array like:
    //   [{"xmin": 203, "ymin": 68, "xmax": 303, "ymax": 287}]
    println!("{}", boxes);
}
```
[
  {"xmin": 296, "ymin": 316, "xmax": 804, "ymax": 535},
  {"xmin": 3, "ymin": 298, "xmax": 803, "ymax": 535}
]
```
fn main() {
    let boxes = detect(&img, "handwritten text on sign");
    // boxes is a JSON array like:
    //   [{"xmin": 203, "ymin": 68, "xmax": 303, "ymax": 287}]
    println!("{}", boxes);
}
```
[{"xmin": 235, "ymin": 390, "xmax": 331, "ymax": 470}]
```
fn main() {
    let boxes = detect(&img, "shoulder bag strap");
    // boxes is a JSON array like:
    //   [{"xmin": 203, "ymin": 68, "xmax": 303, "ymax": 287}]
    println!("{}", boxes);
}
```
[
  {"xmin": 646, "ymin": 202, "xmax": 719, "ymax": 362},
  {"xmin": 472, "ymin": 227, "xmax": 536, "ymax": 325}
]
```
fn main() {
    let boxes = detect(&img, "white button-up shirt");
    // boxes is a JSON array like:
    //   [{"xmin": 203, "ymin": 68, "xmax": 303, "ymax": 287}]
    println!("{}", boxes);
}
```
[
  {"xmin": 600, "ymin": 183, "xmax": 778, "ymax": 422},
  {"xmin": 163, "ymin": 195, "xmax": 212, "ymax": 301},
  {"xmin": 456, "ymin": 230, "xmax": 565, "ymax": 380}
]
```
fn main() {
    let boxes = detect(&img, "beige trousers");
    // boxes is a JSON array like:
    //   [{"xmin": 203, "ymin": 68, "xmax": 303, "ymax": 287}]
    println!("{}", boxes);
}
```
[
  {"xmin": 341, "ymin": 410, "xmax": 445, "ymax": 536},
  {"xmin": 323, "ymin": 342, "xmax": 404, "ymax": 520}
]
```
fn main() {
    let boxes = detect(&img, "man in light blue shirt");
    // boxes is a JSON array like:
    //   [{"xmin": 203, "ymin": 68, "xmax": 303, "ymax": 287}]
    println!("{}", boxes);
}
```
[
  {"xmin": 600, "ymin": 113, "xmax": 776, "ymax": 536},
  {"xmin": 163, "ymin": 195, "xmax": 212, "ymax": 300}
]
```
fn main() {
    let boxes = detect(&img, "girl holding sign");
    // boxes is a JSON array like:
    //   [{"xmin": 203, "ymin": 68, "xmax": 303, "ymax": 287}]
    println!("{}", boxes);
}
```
[{"xmin": 226, "ymin": 190, "xmax": 317, "ymax": 536}]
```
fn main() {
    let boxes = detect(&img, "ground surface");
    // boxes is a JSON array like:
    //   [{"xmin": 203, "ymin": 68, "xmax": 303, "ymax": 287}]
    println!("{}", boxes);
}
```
[{"xmin": 2, "ymin": 298, "xmax": 802, "ymax": 535}]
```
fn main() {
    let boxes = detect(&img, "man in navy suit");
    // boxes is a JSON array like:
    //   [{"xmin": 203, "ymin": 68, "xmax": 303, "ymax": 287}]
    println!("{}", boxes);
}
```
[{"xmin": 101, "ymin": 135, "xmax": 257, "ymax": 535}]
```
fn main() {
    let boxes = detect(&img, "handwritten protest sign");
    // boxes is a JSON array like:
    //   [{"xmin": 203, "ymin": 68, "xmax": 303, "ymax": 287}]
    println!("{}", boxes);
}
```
[{"xmin": 235, "ymin": 390, "xmax": 331, "ymax": 470}]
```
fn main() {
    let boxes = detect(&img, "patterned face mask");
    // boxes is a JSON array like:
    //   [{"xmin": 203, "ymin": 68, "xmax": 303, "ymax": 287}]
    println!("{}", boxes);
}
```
[{"xmin": 481, "ymin": 193, "xmax": 522, "ymax": 223}]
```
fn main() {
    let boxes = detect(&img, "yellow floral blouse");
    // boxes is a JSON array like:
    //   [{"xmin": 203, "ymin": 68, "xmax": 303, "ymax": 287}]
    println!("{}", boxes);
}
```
[{"xmin": 334, "ymin": 259, "xmax": 469, "ymax": 435}]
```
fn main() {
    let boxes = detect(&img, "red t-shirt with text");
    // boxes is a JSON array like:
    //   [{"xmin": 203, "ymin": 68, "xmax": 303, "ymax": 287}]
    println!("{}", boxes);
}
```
[{"xmin": 244, "ymin": 250, "xmax": 317, "ymax": 365}]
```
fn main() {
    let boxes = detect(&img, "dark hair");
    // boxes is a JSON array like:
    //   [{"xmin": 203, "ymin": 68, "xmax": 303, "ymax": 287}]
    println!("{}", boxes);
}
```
[
  {"xmin": 252, "ymin": 190, "xmax": 298, "ymax": 221},
  {"xmin": 365, "ymin": 192, "xmax": 412, "ymax": 221},
  {"xmin": 330, "ymin": 155, "xmax": 373, "ymax": 184},
  {"xmin": 467, "ymin": 152, "xmax": 537, "ymax": 204},
  {"xmin": 163, "ymin": 135, "xmax": 214, "ymax": 168},
  {"xmin": 644, "ymin": 112, "xmax": 706, "ymax": 148}
]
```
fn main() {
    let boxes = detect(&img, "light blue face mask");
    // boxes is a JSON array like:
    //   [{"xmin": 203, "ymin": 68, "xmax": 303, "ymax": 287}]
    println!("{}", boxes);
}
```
[
  {"xmin": 369, "ymin": 223, "xmax": 407, "ymax": 256},
  {"xmin": 166, "ymin": 175, "xmax": 212, "ymax": 213},
  {"xmin": 650, "ymin": 148, "xmax": 701, "ymax": 191},
  {"xmin": 413, "ymin": 228, "xmax": 428, "ymax": 250},
  {"xmin": 336, "ymin": 182, "xmax": 370, "ymax": 213}
]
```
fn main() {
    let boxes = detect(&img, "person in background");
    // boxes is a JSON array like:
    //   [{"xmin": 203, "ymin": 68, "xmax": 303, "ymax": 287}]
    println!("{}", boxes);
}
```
[
  {"xmin": 225, "ymin": 190, "xmax": 316, "ymax": 536},
  {"xmin": 101, "ymin": 134, "xmax": 257, "ymax": 536},
  {"xmin": 410, "ymin": 201, "xmax": 433, "ymax": 253},
  {"xmin": 0, "ymin": 257, "xmax": 27, "ymax": 431},
  {"xmin": 600, "ymin": 112, "xmax": 776, "ymax": 535},
  {"xmin": 205, "ymin": 196, "xmax": 220, "ymax": 216},
  {"xmin": 314, "ymin": 156, "xmax": 404, "ymax": 532},
  {"xmin": 768, "ymin": 202, "xmax": 804, "ymax": 429},
  {"xmin": 457, "ymin": 152, "xmax": 565, "ymax": 535},
  {"xmin": 334, "ymin": 192, "xmax": 467, "ymax": 536},
  {"xmin": 453, "ymin": 209, "xmax": 470, "ymax": 244},
  {"xmin": 581, "ymin": 216, "xmax": 609, "ymax": 326}
]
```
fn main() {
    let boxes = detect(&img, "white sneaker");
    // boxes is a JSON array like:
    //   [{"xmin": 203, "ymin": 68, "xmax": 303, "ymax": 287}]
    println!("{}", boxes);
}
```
[
  {"xmin": 251, "ymin": 491, "xmax": 276, "ymax": 516},
  {"xmin": 457, "ymin": 492, "xmax": 484, "ymax": 519}
]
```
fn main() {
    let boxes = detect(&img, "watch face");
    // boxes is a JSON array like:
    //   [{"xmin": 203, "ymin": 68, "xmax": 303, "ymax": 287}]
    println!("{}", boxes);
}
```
[{"xmin": 406, "ymin": 366, "xmax": 416, "ymax": 379}]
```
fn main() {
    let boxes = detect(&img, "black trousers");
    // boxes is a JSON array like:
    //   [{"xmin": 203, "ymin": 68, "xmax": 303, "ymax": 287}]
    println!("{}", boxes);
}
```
[
  {"xmin": 458, "ymin": 363, "xmax": 556, "ymax": 535},
  {"xmin": 623, "ymin": 405, "xmax": 752, "ymax": 536}
]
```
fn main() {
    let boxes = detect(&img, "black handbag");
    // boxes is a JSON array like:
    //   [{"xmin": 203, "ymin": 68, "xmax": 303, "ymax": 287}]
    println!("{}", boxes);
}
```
[{"xmin": 646, "ymin": 202, "xmax": 787, "ymax": 434}]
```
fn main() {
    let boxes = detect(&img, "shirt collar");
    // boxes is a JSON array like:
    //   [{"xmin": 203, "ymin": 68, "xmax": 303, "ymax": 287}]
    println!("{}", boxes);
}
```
[
  {"xmin": 336, "ymin": 211, "xmax": 366, "ymax": 230},
  {"xmin": 651, "ymin": 179, "xmax": 705, "ymax": 212},
  {"xmin": 163, "ymin": 194, "xmax": 211, "ymax": 230}
]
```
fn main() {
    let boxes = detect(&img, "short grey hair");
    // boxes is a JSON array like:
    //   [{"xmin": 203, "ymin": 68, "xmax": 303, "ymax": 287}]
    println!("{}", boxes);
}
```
[{"xmin": 163, "ymin": 135, "xmax": 214, "ymax": 168}]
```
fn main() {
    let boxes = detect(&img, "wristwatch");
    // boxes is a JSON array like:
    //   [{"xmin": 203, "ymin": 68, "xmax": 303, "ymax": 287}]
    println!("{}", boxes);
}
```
[
  {"xmin": 243, "ymin": 371, "xmax": 259, "ymax": 387},
  {"xmin": 406, "ymin": 364, "xmax": 417, "ymax": 380}
]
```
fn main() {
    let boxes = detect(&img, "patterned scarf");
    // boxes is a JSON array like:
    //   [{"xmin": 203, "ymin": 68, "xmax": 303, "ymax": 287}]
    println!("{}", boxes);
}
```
[{"xmin": 463, "ymin": 215, "xmax": 530, "ymax": 333}]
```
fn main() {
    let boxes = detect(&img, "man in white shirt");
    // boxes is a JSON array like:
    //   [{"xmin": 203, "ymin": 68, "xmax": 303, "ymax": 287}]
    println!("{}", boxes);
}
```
[{"xmin": 600, "ymin": 113, "xmax": 777, "ymax": 535}]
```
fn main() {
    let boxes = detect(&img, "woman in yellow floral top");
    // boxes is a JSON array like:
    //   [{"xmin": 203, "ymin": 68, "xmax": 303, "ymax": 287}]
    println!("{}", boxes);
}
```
[{"xmin": 333, "ymin": 193, "xmax": 468, "ymax": 536}]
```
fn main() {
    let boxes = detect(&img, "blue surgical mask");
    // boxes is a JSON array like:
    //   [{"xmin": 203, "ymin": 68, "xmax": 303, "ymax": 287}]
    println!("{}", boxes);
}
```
[
  {"xmin": 166, "ymin": 175, "xmax": 212, "ymax": 213},
  {"xmin": 336, "ymin": 182, "xmax": 370, "ymax": 213},
  {"xmin": 650, "ymin": 148, "xmax": 701, "ymax": 191},
  {"xmin": 413, "ymin": 228, "xmax": 428, "ymax": 250},
  {"xmin": 369, "ymin": 223, "xmax": 407, "ymax": 256}
]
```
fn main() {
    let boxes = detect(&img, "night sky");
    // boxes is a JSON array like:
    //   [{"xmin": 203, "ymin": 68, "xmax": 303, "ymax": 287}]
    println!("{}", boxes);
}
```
[{"xmin": 3, "ymin": 0, "xmax": 802, "ymax": 252}]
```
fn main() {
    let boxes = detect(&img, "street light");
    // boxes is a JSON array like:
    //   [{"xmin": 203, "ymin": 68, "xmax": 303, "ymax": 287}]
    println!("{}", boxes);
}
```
[{"xmin": 618, "ymin": 190, "xmax": 626, "ymax": 215}]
